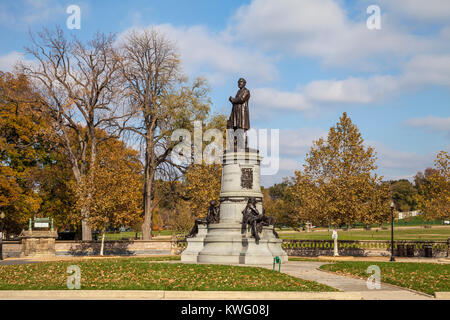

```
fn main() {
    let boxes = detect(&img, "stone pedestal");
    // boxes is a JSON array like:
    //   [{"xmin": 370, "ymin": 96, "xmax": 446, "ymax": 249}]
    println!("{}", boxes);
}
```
[
  {"xmin": 186, "ymin": 149, "xmax": 287, "ymax": 265},
  {"xmin": 181, "ymin": 225, "xmax": 208, "ymax": 262},
  {"xmin": 19, "ymin": 230, "xmax": 58, "ymax": 257}
]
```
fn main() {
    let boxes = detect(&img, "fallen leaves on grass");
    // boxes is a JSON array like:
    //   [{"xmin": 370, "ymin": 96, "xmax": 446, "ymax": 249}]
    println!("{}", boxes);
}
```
[
  {"xmin": 0, "ymin": 257, "xmax": 336, "ymax": 292},
  {"xmin": 321, "ymin": 261, "xmax": 450, "ymax": 295}
]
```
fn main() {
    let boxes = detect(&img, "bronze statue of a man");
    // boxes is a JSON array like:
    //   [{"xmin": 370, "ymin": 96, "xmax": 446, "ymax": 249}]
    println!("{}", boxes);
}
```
[
  {"xmin": 242, "ymin": 197, "xmax": 278, "ymax": 243},
  {"xmin": 242, "ymin": 197, "xmax": 263, "ymax": 242},
  {"xmin": 186, "ymin": 200, "xmax": 220, "ymax": 238},
  {"xmin": 228, "ymin": 78, "xmax": 250, "ymax": 131}
]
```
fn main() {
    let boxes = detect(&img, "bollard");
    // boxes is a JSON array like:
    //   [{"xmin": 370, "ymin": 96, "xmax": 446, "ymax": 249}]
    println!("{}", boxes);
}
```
[{"xmin": 273, "ymin": 256, "xmax": 281, "ymax": 272}]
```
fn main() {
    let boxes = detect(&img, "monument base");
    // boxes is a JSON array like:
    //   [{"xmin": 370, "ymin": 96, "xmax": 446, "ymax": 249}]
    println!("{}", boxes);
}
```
[
  {"xmin": 183, "ymin": 149, "xmax": 288, "ymax": 265},
  {"xmin": 196, "ymin": 224, "xmax": 287, "ymax": 265},
  {"xmin": 181, "ymin": 225, "xmax": 207, "ymax": 263}
]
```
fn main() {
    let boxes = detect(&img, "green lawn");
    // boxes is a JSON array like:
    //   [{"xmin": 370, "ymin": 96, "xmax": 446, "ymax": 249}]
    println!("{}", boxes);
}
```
[
  {"xmin": 0, "ymin": 256, "xmax": 336, "ymax": 291},
  {"xmin": 320, "ymin": 261, "xmax": 450, "ymax": 295},
  {"xmin": 279, "ymin": 226, "xmax": 450, "ymax": 241}
]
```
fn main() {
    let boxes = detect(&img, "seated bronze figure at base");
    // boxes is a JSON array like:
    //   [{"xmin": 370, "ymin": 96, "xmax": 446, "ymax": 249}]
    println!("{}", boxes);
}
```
[
  {"xmin": 186, "ymin": 200, "xmax": 220, "ymax": 238},
  {"xmin": 241, "ymin": 197, "xmax": 277, "ymax": 244}
]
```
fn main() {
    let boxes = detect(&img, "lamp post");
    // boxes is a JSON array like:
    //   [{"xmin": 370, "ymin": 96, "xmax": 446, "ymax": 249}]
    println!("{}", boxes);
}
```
[
  {"xmin": 0, "ymin": 212, "xmax": 5, "ymax": 261},
  {"xmin": 390, "ymin": 201, "xmax": 396, "ymax": 262}
]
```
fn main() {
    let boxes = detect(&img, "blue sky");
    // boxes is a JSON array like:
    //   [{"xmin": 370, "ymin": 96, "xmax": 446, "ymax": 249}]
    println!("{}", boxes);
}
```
[{"xmin": 1, "ymin": 0, "xmax": 449, "ymax": 186}]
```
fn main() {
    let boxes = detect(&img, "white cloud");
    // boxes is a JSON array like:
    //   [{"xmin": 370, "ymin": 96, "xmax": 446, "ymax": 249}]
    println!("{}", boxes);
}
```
[
  {"xmin": 278, "ymin": 128, "xmax": 326, "ymax": 157},
  {"xmin": 261, "ymin": 157, "xmax": 300, "ymax": 187},
  {"xmin": 115, "ymin": 2, "xmax": 450, "ymax": 110},
  {"xmin": 376, "ymin": 0, "xmax": 450, "ymax": 22},
  {"xmin": 258, "ymin": 128, "xmax": 326, "ymax": 186},
  {"xmin": 368, "ymin": 141, "xmax": 434, "ymax": 173},
  {"xmin": 262, "ymin": 138, "xmax": 440, "ymax": 186},
  {"xmin": 231, "ymin": 0, "xmax": 347, "ymax": 45},
  {"xmin": 296, "ymin": 54, "xmax": 450, "ymax": 105},
  {"xmin": 404, "ymin": 116, "xmax": 450, "ymax": 134},
  {"xmin": 0, "ymin": 51, "xmax": 36, "ymax": 72},
  {"xmin": 118, "ymin": 24, "xmax": 278, "ymax": 85},
  {"xmin": 278, "ymin": 158, "xmax": 301, "ymax": 172},
  {"xmin": 252, "ymin": 87, "xmax": 309, "ymax": 111},
  {"xmin": 22, "ymin": 0, "xmax": 65, "ymax": 24},
  {"xmin": 403, "ymin": 54, "xmax": 450, "ymax": 87},
  {"xmin": 304, "ymin": 76, "xmax": 396, "ymax": 104},
  {"xmin": 229, "ymin": 0, "xmax": 445, "ymax": 69},
  {"xmin": 0, "ymin": 0, "xmax": 65, "ymax": 29},
  {"xmin": 250, "ymin": 127, "xmax": 324, "ymax": 158}
]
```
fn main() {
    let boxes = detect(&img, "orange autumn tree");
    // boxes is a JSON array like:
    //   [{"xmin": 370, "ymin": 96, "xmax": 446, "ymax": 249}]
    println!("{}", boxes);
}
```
[
  {"xmin": 182, "ymin": 114, "xmax": 227, "ymax": 219},
  {"xmin": 0, "ymin": 72, "xmax": 54, "ymax": 233},
  {"xmin": 417, "ymin": 151, "xmax": 449, "ymax": 221},
  {"xmin": 290, "ymin": 112, "xmax": 391, "ymax": 227},
  {"xmin": 183, "ymin": 163, "xmax": 221, "ymax": 220},
  {"xmin": 75, "ymin": 135, "xmax": 142, "ymax": 255}
]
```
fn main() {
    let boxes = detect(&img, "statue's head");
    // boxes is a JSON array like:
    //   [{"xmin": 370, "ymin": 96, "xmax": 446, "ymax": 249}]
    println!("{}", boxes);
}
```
[
  {"xmin": 210, "ymin": 200, "xmax": 217, "ymax": 206},
  {"xmin": 247, "ymin": 197, "xmax": 256, "ymax": 205},
  {"xmin": 238, "ymin": 78, "xmax": 246, "ymax": 89}
]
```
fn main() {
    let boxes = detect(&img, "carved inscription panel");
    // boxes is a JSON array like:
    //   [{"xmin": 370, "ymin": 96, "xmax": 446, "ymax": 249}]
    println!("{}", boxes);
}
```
[{"xmin": 241, "ymin": 168, "xmax": 253, "ymax": 189}]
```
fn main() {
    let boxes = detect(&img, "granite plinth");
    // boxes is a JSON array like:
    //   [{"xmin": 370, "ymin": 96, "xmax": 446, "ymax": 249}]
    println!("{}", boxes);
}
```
[{"xmin": 185, "ymin": 150, "xmax": 287, "ymax": 265}]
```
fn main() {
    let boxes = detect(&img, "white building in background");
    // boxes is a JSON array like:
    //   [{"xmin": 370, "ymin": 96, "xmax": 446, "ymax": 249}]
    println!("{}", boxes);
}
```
[{"xmin": 397, "ymin": 210, "xmax": 421, "ymax": 220}]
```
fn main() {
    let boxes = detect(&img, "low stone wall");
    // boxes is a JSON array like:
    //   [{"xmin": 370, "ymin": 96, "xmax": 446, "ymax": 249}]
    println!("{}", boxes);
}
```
[
  {"xmin": 55, "ymin": 240, "xmax": 176, "ymax": 256},
  {"xmin": 1, "ymin": 241, "xmax": 21, "ymax": 258},
  {"xmin": 281, "ymin": 240, "xmax": 449, "ymax": 258},
  {"xmin": 1, "ymin": 240, "xmax": 178, "ymax": 258}
]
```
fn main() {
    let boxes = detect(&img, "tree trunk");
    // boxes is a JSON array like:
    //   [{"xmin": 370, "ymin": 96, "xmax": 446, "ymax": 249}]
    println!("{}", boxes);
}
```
[
  {"xmin": 81, "ymin": 125, "xmax": 97, "ymax": 241},
  {"xmin": 100, "ymin": 229, "xmax": 105, "ymax": 256},
  {"xmin": 67, "ymin": 137, "xmax": 92, "ymax": 241},
  {"xmin": 81, "ymin": 219, "xmax": 92, "ymax": 241},
  {"xmin": 141, "ymin": 139, "xmax": 156, "ymax": 240}
]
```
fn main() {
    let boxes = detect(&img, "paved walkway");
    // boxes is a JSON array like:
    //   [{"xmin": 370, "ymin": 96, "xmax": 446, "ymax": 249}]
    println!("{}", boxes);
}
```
[
  {"xmin": 258, "ymin": 261, "xmax": 395, "ymax": 291},
  {"xmin": 247, "ymin": 261, "xmax": 433, "ymax": 299},
  {"xmin": 0, "ymin": 259, "xmax": 41, "ymax": 266},
  {"xmin": 179, "ymin": 260, "xmax": 434, "ymax": 299}
]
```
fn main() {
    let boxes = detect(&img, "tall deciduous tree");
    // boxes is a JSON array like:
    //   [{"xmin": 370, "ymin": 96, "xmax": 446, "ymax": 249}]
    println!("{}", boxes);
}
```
[
  {"xmin": 75, "ymin": 134, "xmax": 142, "ymax": 255},
  {"xmin": 1, "ymin": 71, "xmax": 80, "ymax": 234},
  {"xmin": 290, "ymin": 112, "xmax": 391, "ymax": 227},
  {"xmin": 118, "ymin": 29, "xmax": 211, "ymax": 239},
  {"xmin": 390, "ymin": 179, "xmax": 418, "ymax": 212},
  {"xmin": 417, "ymin": 151, "xmax": 449, "ymax": 220},
  {"xmin": 0, "ymin": 72, "xmax": 49, "ymax": 233},
  {"xmin": 263, "ymin": 181, "xmax": 297, "ymax": 228},
  {"xmin": 21, "ymin": 28, "xmax": 127, "ymax": 240},
  {"xmin": 414, "ymin": 167, "xmax": 438, "ymax": 189},
  {"xmin": 180, "ymin": 114, "xmax": 227, "ymax": 221},
  {"xmin": 183, "ymin": 163, "xmax": 221, "ymax": 219}
]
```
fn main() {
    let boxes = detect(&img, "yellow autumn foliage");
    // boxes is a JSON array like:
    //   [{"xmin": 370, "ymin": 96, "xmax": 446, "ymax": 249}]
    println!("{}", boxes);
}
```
[
  {"xmin": 183, "ymin": 163, "xmax": 221, "ymax": 219},
  {"xmin": 417, "ymin": 151, "xmax": 449, "ymax": 220},
  {"xmin": 290, "ymin": 112, "xmax": 391, "ymax": 227}
]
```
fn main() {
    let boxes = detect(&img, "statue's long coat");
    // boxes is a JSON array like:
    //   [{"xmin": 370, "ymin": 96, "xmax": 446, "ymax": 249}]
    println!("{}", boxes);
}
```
[{"xmin": 229, "ymin": 87, "xmax": 250, "ymax": 130}]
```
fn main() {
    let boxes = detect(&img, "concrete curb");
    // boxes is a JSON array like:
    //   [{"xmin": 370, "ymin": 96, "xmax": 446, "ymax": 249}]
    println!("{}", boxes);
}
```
[
  {"xmin": 434, "ymin": 292, "xmax": 450, "ymax": 300},
  {"xmin": 0, "ymin": 290, "xmax": 431, "ymax": 300}
]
